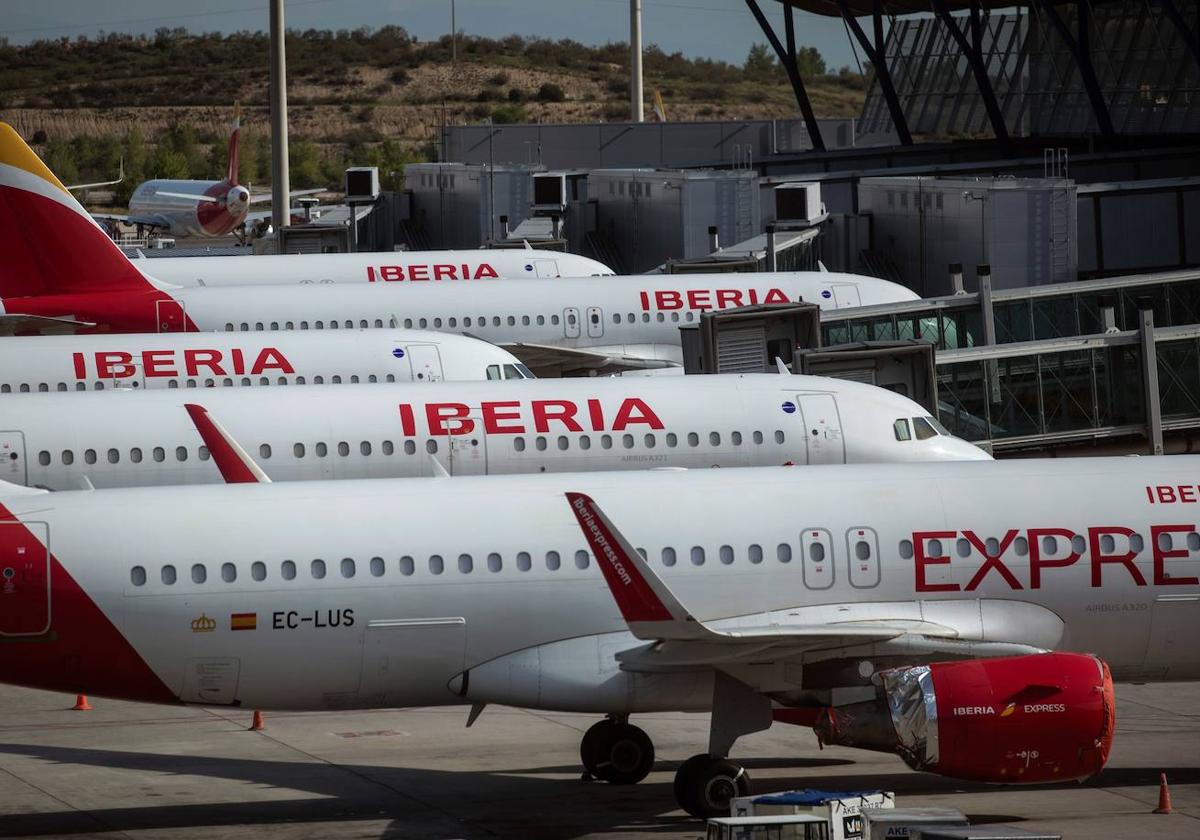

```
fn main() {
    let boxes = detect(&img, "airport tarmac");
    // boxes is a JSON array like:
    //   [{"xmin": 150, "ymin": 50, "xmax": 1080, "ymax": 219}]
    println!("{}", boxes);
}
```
[{"xmin": 0, "ymin": 681, "xmax": 1194, "ymax": 840}]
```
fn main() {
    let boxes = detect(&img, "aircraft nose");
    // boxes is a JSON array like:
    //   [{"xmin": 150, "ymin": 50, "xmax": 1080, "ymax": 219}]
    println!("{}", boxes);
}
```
[{"xmin": 939, "ymin": 437, "xmax": 993, "ymax": 461}]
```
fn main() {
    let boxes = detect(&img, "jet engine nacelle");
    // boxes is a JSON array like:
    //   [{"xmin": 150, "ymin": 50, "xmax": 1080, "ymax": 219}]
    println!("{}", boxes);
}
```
[{"xmin": 778, "ymin": 652, "xmax": 1115, "ymax": 784}]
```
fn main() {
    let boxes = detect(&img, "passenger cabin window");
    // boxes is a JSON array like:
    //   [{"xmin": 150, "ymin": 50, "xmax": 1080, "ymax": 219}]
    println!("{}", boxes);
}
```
[{"xmin": 893, "ymin": 419, "xmax": 912, "ymax": 441}]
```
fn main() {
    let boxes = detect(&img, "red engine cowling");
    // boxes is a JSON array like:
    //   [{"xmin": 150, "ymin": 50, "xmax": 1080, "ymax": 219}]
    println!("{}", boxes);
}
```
[{"xmin": 777, "ymin": 652, "xmax": 1115, "ymax": 784}]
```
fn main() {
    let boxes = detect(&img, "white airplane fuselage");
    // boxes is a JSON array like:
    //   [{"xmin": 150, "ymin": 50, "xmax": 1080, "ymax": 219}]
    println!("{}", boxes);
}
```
[
  {"xmin": 137, "ymin": 249, "xmax": 614, "ymax": 287},
  {"xmin": 1, "ymin": 374, "xmax": 988, "ymax": 489},
  {"xmin": 0, "ymin": 458, "xmax": 1196, "ymax": 713},
  {"xmin": 0, "ymin": 330, "xmax": 531, "ymax": 393},
  {"xmin": 128, "ymin": 178, "xmax": 250, "ymax": 237},
  {"xmin": 151, "ymin": 272, "xmax": 914, "ymax": 370}
]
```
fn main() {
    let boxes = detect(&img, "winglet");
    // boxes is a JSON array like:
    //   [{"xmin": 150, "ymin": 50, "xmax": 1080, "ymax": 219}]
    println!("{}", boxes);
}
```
[
  {"xmin": 184, "ymin": 403, "xmax": 270, "ymax": 484},
  {"xmin": 565, "ymin": 492, "xmax": 703, "ymax": 638}
]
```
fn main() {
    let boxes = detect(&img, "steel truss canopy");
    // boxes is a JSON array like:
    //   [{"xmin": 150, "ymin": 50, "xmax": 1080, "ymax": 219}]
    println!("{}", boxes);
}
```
[{"xmin": 751, "ymin": 0, "xmax": 1200, "ymax": 146}]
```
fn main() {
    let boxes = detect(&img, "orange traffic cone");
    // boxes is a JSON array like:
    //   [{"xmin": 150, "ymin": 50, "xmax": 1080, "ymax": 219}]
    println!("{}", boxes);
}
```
[
  {"xmin": 249, "ymin": 709, "xmax": 265, "ymax": 731},
  {"xmin": 1154, "ymin": 772, "xmax": 1173, "ymax": 814},
  {"xmin": 71, "ymin": 694, "xmax": 92, "ymax": 711}
]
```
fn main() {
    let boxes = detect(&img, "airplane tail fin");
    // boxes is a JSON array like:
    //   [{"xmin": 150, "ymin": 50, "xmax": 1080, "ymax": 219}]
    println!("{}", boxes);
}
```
[
  {"xmin": 0, "ymin": 122, "xmax": 154, "ymax": 298},
  {"xmin": 226, "ymin": 103, "xmax": 241, "ymax": 187}
]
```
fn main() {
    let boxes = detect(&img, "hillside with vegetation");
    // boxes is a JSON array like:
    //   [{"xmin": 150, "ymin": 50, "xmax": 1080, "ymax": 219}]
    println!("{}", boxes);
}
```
[{"xmin": 0, "ymin": 27, "xmax": 868, "ymax": 203}]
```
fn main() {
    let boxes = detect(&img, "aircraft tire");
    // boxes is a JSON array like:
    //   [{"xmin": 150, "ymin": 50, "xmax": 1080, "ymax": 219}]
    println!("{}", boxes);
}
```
[
  {"xmin": 680, "ymin": 757, "xmax": 750, "ymax": 818},
  {"xmin": 580, "ymin": 720, "xmax": 655, "ymax": 784},
  {"xmin": 672, "ymin": 753, "xmax": 715, "ymax": 815}
]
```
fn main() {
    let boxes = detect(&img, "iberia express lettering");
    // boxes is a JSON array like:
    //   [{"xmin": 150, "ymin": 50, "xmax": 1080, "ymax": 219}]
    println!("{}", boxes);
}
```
[
  {"xmin": 366, "ymin": 263, "xmax": 500, "ymax": 281},
  {"xmin": 911, "ymin": 525, "xmax": 1199, "ymax": 592},
  {"xmin": 73, "ymin": 348, "xmax": 295, "ymax": 379},
  {"xmin": 639, "ymin": 288, "xmax": 790, "ymax": 311},
  {"xmin": 396, "ymin": 397, "xmax": 665, "ymax": 436}
]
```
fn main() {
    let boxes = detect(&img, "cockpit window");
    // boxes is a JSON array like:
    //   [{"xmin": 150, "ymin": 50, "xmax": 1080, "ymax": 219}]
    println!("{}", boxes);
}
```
[
  {"xmin": 486, "ymin": 364, "xmax": 503, "ymax": 381},
  {"xmin": 912, "ymin": 416, "xmax": 939, "ymax": 440},
  {"xmin": 925, "ymin": 415, "xmax": 950, "ymax": 436},
  {"xmin": 504, "ymin": 363, "xmax": 535, "ymax": 380},
  {"xmin": 893, "ymin": 419, "xmax": 911, "ymax": 441}
]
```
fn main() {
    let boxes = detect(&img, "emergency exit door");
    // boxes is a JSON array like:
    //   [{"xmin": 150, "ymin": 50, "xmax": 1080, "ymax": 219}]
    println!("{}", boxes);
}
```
[
  {"xmin": 448, "ymin": 415, "xmax": 488, "ymax": 475},
  {"xmin": 155, "ymin": 299, "xmax": 189, "ymax": 333},
  {"xmin": 563, "ymin": 308, "xmax": 581, "ymax": 338},
  {"xmin": 534, "ymin": 259, "xmax": 559, "ymax": 277},
  {"xmin": 0, "ymin": 520, "xmax": 50, "ymax": 636},
  {"xmin": 0, "ymin": 432, "xmax": 27, "ymax": 484},
  {"xmin": 407, "ymin": 344, "xmax": 444, "ymax": 382},
  {"xmin": 796, "ymin": 394, "xmax": 844, "ymax": 464},
  {"xmin": 830, "ymin": 283, "xmax": 862, "ymax": 308}
]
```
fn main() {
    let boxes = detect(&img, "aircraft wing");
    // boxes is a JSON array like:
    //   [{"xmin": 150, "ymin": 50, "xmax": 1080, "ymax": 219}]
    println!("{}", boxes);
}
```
[
  {"xmin": 500, "ymin": 342, "xmax": 679, "ymax": 376},
  {"xmin": 0, "ymin": 313, "xmax": 96, "ymax": 336},
  {"xmin": 91, "ymin": 211, "xmax": 171, "ymax": 230},
  {"xmin": 248, "ymin": 188, "xmax": 324, "ymax": 204},
  {"xmin": 565, "ymin": 492, "xmax": 1059, "ymax": 673}
]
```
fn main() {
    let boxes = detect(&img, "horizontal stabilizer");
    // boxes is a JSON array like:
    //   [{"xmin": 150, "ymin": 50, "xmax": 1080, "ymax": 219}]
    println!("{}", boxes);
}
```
[{"xmin": 0, "ymin": 313, "xmax": 96, "ymax": 335}]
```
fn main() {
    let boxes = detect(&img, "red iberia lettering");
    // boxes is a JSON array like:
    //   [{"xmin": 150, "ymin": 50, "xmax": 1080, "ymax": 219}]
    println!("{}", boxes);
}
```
[
  {"xmin": 716, "ymin": 289, "xmax": 743, "ymax": 308},
  {"xmin": 96, "ymin": 351, "xmax": 135, "ymax": 379},
  {"xmin": 1150, "ymin": 524, "xmax": 1200, "ymax": 586},
  {"xmin": 409, "ymin": 264, "xmax": 429, "ymax": 281},
  {"xmin": 612, "ymin": 397, "xmax": 664, "ymax": 431},
  {"xmin": 655, "ymin": 290, "xmax": 683, "ymax": 310},
  {"xmin": 185, "ymin": 349, "xmax": 224, "ymax": 377},
  {"xmin": 72, "ymin": 352, "xmax": 85, "ymax": 378},
  {"xmin": 1147, "ymin": 484, "xmax": 1200, "ymax": 503},
  {"xmin": 426, "ymin": 402, "xmax": 474, "ymax": 435},
  {"xmin": 482, "ymin": 401, "xmax": 523, "ymax": 434},
  {"xmin": 231, "ymin": 348, "xmax": 246, "ymax": 375},
  {"xmin": 532, "ymin": 400, "xmax": 582, "ymax": 433},
  {"xmin": 398, "ymin": 403, "xmax": 416, "ymax": 436},
  {"xmin": 433, "ymin": 264, "xmax": 456, "ymax": 280},
  {"xmin": 142, "ymin": 350, "xmax": 175, "ymax": 377},
  {"xmin": 251, "ymin": 348, "xmax": 295, "ymax": 375},
  {"xmin": 763, "ymin": 288, "xmax": 789, "ymax": 304},
  {"xmin": 962, "ymin": 529, "xmax": 1022, "ymax": 591},
  {"xmin": 1088, "ymin": 526, "xmax": 1147, "ymax": 587},
  {"xmin": 474, "ymin": 263, "xmax": 499, "ymax": 279},
  {"xmin": 687, "ymin": 289, "xmax": 712, "ymax": 310},
  {"xmin": 913, "ymin": 530, "xmax": 959, "ymax": 592},
  {"xmin": 1027, "ymin": 527, "xmax": 1081, "ymax": 588}
]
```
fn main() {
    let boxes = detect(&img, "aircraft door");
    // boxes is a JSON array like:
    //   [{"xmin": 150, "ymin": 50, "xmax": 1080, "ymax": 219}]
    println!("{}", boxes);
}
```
[
  {"xmin": 0, "ymin": 432, "xmax": 27, "ymax": 484},
  {"xmin": 800, "ymin": 528, "xmax": 835, "ymax": 590},
  {"xmin": 797, "ymin": 394, "xmax": 844, "ymax": 464},
  {"xmin": 448, "ymin": 414, "xmax": 488, "ymax": 475},
  {"xmin": 360, "ymin": 617, "xmax": 467, "ymax": 707},
  {"xmin": 846, "ymin": 527, "xmax": 881, "ymax": 588},
  {"xmin": 534, "ymin": 259, "xmax": 559, "ymax": 277},
  {"xmin": 155, "ymin": 298, "xmax": 189, "ymax": 333},
  {"xmin": 0, "ymin": 520, "xmax": 50, "ymax": 637},
  {"xmin": 586, "ymin": 306, "xmax": 604, "ymax": 338},
  {"xmin": 830, "ymin": 283, "xmax": 862, "ymax": 308},
  {"xmin": 407, "ymin": 344, "xmax": 444, "ymax": 382},
  {"xmin": 563, "ymin": 308, "xmax": 581, "ymax": 338}
]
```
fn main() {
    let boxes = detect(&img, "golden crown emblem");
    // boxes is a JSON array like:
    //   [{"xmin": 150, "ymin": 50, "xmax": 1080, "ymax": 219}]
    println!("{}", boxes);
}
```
[{"xmin": 191, "ymin": 613, "xmax": 216, "ymax": 633}]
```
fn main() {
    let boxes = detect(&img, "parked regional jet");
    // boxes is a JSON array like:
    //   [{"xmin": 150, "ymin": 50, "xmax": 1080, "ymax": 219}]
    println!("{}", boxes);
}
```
[
  {"xmin": 133, "ymin": 247, "xmax": 614, "ymax": 287},
  {"xmin": 0, "ymin": 457, "xmax": 1193, "ymax": 816},
  {"xmin": 91, "ymin": 106, "xmax": 319, "ymax": 238},
  {"xmin": 0, "ymin": 330, "xmax": 532, "ymax": 394},
  {"xmin": 0, "ymin": 374, "xmax": 987, "ymax": 489},
  {"xmin": 0, "ymin": 123, "xmax": 919, "ymax": 373}
]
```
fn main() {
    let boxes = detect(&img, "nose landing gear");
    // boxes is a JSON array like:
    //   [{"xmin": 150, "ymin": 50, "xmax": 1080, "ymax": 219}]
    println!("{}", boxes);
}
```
[{"xmin": 579, "ymin": 715, "xmax": 655, "ymax": 784}]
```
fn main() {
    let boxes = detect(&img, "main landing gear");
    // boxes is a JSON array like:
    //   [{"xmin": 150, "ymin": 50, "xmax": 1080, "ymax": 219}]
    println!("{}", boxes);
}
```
[
  {"xmin": 673, "ymin": 754, "xmax": 751, "ymax": 817},
  {"xmin": 580, "ymin": 674, "xmax": 771, "ymax": 817},
  {"xmin": 580, "ymin": 715, "xmax": 655, "ymax": 784}
]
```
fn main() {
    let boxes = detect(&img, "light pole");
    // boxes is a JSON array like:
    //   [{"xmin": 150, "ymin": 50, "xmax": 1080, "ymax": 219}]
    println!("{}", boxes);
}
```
[
  {"xmin": 269, "ymin": 0, "xmax": 290, "ymax": 237},
  {"xmin": 630, "ymin": 0, "xmax": 644, "ymax": 122},
  {"xmin": 450, "ymin": 0, "xmax": 457, "ymax": 64}
]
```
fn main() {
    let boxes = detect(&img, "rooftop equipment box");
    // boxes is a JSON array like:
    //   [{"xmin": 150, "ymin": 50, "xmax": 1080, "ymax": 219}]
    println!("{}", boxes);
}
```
[{"xmin": 344, "ymin": 167, "xmax": 380, "ymax": 204}]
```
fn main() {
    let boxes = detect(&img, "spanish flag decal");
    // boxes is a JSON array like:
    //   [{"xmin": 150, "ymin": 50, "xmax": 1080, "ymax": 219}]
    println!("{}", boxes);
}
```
[{"xmin": 230, "ymin": 613, "xmax": 257, "ymax": 631}]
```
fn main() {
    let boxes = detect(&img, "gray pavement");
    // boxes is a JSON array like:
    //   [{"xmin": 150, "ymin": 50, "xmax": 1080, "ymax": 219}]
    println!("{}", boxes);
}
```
[{"xmin": 0, "ymin": 682, "xmax": 1195, "ymax": 839}]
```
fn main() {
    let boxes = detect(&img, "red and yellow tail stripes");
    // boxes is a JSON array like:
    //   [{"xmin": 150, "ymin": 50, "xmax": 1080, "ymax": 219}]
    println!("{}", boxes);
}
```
[{"xmin": 0, "ymin": 122, "xmax": 154, "ymax": 299}]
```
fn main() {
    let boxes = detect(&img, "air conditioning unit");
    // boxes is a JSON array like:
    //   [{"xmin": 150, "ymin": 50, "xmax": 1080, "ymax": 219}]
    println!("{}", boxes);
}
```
[
  {"xmin": 774, "ymin": 182, "xmax": 822, "ymax": 227},
  {"xmin": 532, "ymin": 172, "xmax": 567, "ymax": 210},
  {"xmin": 344, "ymin": 167, "xmax": 380, "ymax": 204}
]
